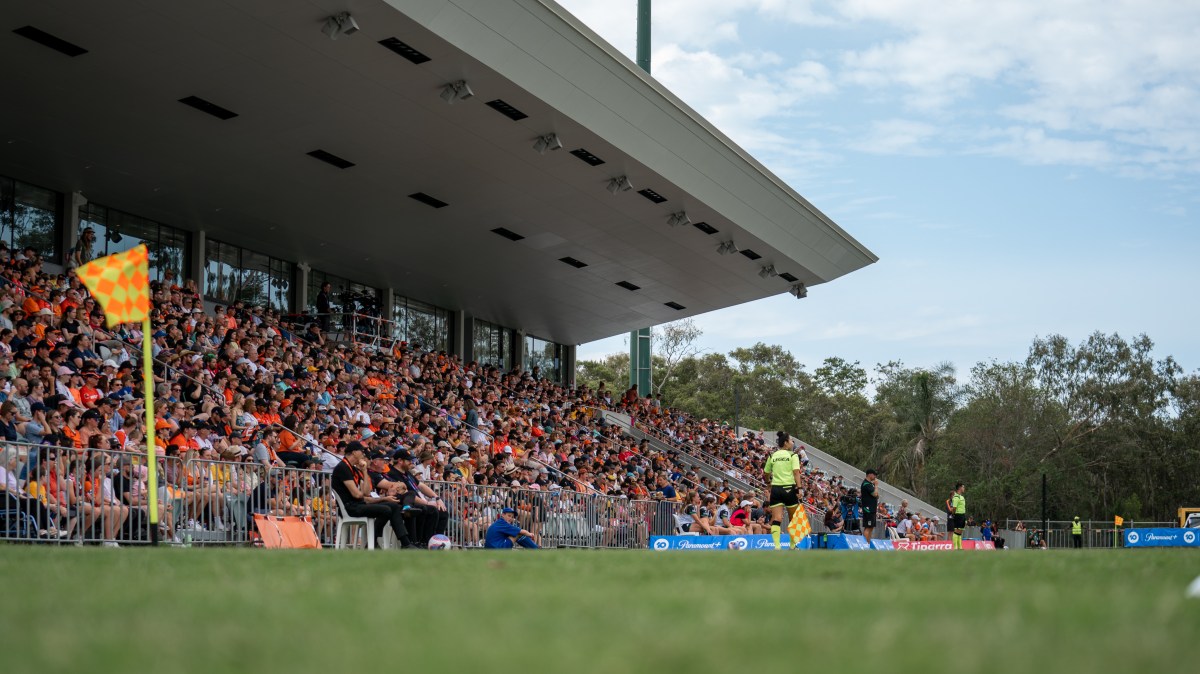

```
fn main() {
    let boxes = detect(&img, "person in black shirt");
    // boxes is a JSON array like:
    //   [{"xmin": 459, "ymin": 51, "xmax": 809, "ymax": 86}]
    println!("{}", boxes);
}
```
[
  {"xmin": 386, "ymin": 449, "xmax": 448, "ymax": 546},
  {"xmin": 330, "ymin": 442, "xmax": 413, "ymax": 548},
  {"xmin": 315, "ymin": 282, "xmax": 332, "ymax": 331},
  {"xmin": 860, "ymin": 468, "xmax": 880, "ymax": 541}
]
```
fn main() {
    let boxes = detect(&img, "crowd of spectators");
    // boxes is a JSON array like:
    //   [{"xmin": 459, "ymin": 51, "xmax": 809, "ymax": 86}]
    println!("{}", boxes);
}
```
[
  {"xmin": 0, "ymin": 239, "xmax": 773, "ymax": 547},
  {"xmin": 0, "ymin": 236, "xmax": 945, "ymax": 548}
]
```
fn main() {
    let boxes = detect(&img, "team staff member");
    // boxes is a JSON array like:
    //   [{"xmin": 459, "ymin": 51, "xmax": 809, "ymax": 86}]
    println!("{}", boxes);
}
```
[
  {"xmin": 330, "ymin": 442, "xmax": 415, "ymax": 549},
  {"xmin": 860, "ymin": 468, "xmax": 880, "ymax": 541},
  {"xmin": 950, "ymin": 483, "xmax": 967, "ymax": 549},
  {"xmin": 763, "ymin": 430, "xmax": 804, "ymax": 550}
]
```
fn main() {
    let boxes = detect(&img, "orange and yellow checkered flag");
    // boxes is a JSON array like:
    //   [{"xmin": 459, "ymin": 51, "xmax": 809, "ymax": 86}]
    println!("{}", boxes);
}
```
[
  {"xmin": 788, "ymin": 504, "xmax": 812, "ymax": 541},
  {"xmin": 74, "ymin": 245, "xmax": 150, "ymax": 327}
]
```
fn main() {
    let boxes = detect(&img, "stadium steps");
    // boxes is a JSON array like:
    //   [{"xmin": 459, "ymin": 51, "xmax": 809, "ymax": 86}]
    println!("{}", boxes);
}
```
[
  {"xmin": 599, "ymin": 411, "xmax": 759, "ymax": 492},
  {"xmin": 742, "ymin": 427, "xmax": 945, "ymax": 520}
]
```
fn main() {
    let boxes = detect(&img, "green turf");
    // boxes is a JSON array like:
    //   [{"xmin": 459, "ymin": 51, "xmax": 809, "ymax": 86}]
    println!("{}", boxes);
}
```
[{"xmin": 2, "ymin": 547, "xmax": 1198, "ymax": 674}]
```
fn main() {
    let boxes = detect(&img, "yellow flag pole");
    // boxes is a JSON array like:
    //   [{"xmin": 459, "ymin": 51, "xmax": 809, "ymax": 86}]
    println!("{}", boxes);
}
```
[{"xmin": 142, "ymin": 316, "xmax": 159, "ymax": 544}]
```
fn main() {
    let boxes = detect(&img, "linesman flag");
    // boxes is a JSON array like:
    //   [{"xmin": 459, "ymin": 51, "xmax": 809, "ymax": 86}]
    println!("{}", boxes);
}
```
[
  {"xmin": 789, "ymin": 504, "xmax": 813, "ymax": 541},
  {"xmin": 74, "ymin": 243, "xmax": 161, "ymax": 542},
  {"xmin": 74, "ymin": 244, "xmax": 151, "ymax": 327}
]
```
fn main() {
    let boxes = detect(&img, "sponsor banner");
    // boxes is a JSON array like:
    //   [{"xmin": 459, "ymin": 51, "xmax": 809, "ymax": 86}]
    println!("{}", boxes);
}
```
[
  {"xmin": 894, "ymin": 539, "xmax": 995, "ymax": 551},
  {"xmin": 819, "ymin": 533, "xmax": 872, "ymax": 550},
  {"xmin": 871, "ymin": 539, "xmax": 895, "ymax": 551},
  {"xmin": 1124, "ymin": 528, "xmax": 1200, "ymax": 548},
  {"xmin": 650, "ymin": 535, "xmax": 797, "ymax": 551}
]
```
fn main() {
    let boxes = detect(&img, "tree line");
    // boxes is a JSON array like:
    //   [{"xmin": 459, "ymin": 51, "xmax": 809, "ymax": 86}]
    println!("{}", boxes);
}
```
[{"xmin": 577, "ymin": 326, "xmax": 1200, "ymax": 522}]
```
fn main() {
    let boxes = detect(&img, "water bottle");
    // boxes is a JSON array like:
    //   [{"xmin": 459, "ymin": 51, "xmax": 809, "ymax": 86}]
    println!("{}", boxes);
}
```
[{"xmin": 183, "ymin": 532, "xmax": 193, "ymax": 548}]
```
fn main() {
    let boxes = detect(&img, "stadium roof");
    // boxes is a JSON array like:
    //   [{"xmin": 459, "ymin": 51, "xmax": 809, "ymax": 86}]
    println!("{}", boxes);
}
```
[{"xmin": 0, "ymin": 0, "xmax": 876, "ymax": 345}]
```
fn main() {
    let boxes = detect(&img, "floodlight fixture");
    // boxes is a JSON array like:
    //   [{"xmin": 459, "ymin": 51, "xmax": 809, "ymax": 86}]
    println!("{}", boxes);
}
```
[
  {"xmin": 716, "ymin": 240, "xmax": 738, "ymax": 255},
  {"xmin": 758, "ymin": 264, "xmax": 777, "ymax": 279},
  {"xmin": 606, "ymin": 176, "xmax": 634, "ymax": 194},
  {"xmin": 789, "ymin": 283, "xmax": 808, "ymax": 299},
  {"xmin": 440, "ymin": 80, "xmax": 474, "ymax": 103},
  {"xmin": 322, "ymin": 13, "xmax": 359, "ymax": 40},
  {"xmin": 666, "ymin": 211, "xmax": 690, "ymax": 227},
  {"xmin": 533, "ymin": 133, "xmax": 563, "ymax": 154}
]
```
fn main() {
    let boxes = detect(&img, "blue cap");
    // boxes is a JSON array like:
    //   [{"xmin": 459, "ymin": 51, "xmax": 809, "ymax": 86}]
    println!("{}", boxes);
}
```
[{"xmin": 501, "ymin": 508, "xmax": 517, "ymax": 515}]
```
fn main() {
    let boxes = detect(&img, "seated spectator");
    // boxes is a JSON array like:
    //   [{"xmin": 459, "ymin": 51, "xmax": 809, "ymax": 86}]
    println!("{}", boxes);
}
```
[
  {"xmin": 484, "ymin": 507, "xmax": 539, "ymax": 549},
  {"xmin": 824, "ymin": 498, "xmax": 844, "ymax": 533},
  {"xmin": 329, "ymin": 442, "xmax": 414, "ymax": 548}
]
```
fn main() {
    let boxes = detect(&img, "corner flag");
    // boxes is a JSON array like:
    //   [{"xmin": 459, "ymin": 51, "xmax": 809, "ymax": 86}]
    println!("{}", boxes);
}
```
[{"xmin": 75, "ymin": 244, "xmax": 159, "ymax": 542}]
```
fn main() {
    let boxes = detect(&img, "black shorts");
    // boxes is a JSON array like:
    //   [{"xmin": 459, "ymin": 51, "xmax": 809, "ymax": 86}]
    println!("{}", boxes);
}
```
[
  {"xmin": 769, "ymin": 486, "xmax": 799, "ymax": 508},
  {"xmin": 861, "ymin": 508, "xmax": 877, "ymax": 528},
  {"xmin": 952, "ymin": 514, "xmax": 966, "ymax": 529}
]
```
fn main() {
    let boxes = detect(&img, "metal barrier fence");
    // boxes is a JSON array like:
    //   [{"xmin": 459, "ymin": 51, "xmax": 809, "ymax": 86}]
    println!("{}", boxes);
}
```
[
  {"xmin": 168, "ymin": 458, "xmax": 335, "ymax": 547},
  {"xmin": 1002, "ymin": 520, "xmax": 1177, "ymax": 549},
  {"xmin": 2, "ymin": 442, "xmax": 338, "ymax": 547},
  {"xmin": 2, "ymin": 442, "xmax": 184, "ymax": 546},
  {"xmin": 428, "ymin": 480, "xmax": 674, "ymax": 549},
  {"xmin": 5, "ymin": 439, "xmax": 917, "ymax": 550}
]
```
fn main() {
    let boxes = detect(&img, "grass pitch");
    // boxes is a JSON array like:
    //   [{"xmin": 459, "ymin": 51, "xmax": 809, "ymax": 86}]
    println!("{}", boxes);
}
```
[{"xmin": 2, "ymin": 547, "xmax": 1197, "ymax": 674}]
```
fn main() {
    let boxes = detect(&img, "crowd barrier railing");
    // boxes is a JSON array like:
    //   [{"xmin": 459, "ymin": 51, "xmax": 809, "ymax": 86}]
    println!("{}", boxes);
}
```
[
  {"xmin": 2, "ymin": 442, "xmax": 185, "ymax": 546},
  {"xmin": 427, "ymin": 480, "xmax": 672, "ymax": 549},
  {"xmin": 9, "ymin": 439, "xmax": 833, "ymax": 550},
  {"xmin": 2, "ymin": 442, "xmax": 340, "ymax": 547}
]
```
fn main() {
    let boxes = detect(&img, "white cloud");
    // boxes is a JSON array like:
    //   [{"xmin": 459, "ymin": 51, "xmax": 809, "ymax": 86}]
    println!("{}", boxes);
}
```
[
  {"xmin": 978, "ymin": 127, "xmax": 1114, "ymax": 167},
  {"xmin": 835, "ymin": 0, "xmax": 1200, "ymax": 172},
  {"xmin": 850, "ymin": 119, "xmax": 938, "ymax": 155}
]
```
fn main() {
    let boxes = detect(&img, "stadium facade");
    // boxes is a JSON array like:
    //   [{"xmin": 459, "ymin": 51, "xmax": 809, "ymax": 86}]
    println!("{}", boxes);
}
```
[{"xmin": 1, "ymin": 0, "xmax": 876, "ymax": 384}]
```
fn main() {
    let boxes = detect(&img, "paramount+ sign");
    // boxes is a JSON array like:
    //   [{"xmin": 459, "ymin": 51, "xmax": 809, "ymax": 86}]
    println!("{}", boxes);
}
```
[{"xmin": 1123, "ymin": 528, "xmax": 1200, "ymax": 548}]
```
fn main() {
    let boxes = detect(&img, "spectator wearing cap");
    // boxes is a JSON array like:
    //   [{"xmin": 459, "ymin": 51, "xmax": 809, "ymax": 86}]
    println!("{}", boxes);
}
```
[
  {"xmin": 329, "ymin": 442, "xmax": 414, "ymax": 548},
  {"xmin": 385, "ymin": 449, "xmax": 448, "ymax": 546},
  {"xmin": 77, "ymin": 408, "xmax": 106, "ymax": 448},
  {"xmin": 484, "ymin": 507, "xmax": 539, "ymax": 549}
]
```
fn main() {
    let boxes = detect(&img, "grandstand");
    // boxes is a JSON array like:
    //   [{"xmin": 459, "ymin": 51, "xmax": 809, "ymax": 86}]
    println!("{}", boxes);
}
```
[{"xmin": 1, "ymin": 0, "xmax": 879, "ymax": 548}]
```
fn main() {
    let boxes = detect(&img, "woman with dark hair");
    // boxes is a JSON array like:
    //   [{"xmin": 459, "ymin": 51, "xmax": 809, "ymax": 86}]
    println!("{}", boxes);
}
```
[{"xmin": 762, "ymin": 429, "xmax": 804, "ymax": 550}]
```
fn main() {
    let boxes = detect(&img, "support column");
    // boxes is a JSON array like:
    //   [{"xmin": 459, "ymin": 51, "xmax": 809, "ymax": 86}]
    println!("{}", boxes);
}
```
[
  {"xmin": 190, "ymin": 230, "xmax": 206, "ymax": 289},
  {"xmin": 460, "ymin": 313, "xmax": 474, "ymax": 362},
  {"xmin": 628, "ymin": 1, "xmax": 653, "ymax": 397},
  {"xmin": 295, "ymin": 263, "xmax": 310, "ymax": 314},
  {"xmin": 380, "ymin": 288, "xmax": 394, "ymax": 322},
  {"xmin": 515, "ymin": 330, "xmax": 527, "ymax": 372},
  {"xmin": 562, "ymin": 344, "xmax": 576, "ymax": 388},
  {"xmin": 452, "ymin": 310, "xmax": 467, "ymax": 359},
  {"xmin": 62, "ymin": 191, "xmax": 86, "ymax": 266},
  {"xmin": 629, "ymin": 327, "xmax": 651, "ymax": 396}
]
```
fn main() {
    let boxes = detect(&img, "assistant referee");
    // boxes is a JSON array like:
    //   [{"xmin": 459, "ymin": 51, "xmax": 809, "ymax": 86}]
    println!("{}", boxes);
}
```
[
  {"xmin": 950, "ymin": 482, "xmax": 967, "ymax": 549},
  {"xmin": 763, "ymin": 430, "xmax": 804, "ymax": 550}
]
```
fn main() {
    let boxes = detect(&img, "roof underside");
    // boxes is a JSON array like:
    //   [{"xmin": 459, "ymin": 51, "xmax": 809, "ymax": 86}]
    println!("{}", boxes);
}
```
[{"xmin": 0, "ymin": 0, "xmax": 876, "ymax": 344}]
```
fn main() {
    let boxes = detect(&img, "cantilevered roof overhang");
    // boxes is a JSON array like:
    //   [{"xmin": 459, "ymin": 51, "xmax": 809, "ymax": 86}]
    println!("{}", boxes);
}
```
[{"xmin": 0, "ymin": 0, "xmax": 876, "ymax": 345}]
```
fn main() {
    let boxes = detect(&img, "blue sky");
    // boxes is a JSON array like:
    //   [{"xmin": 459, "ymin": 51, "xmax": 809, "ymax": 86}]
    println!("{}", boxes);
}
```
[{"xmin": 560, "ymin": 0, "xmax": 1200, "ymax": 377}]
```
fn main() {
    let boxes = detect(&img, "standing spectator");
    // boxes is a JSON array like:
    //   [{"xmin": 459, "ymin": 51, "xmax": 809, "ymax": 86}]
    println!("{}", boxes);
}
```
[
  {"xmin": 315, "ymin": 282, "xmax": 333, "ymax": 331},
  {"xmin": 860, "ymin": 468, "xmax": 880, "ymax": 541},
  {"xmin": 1071, "ymin": 516, "xmax": 1083, "ymax": 548}
]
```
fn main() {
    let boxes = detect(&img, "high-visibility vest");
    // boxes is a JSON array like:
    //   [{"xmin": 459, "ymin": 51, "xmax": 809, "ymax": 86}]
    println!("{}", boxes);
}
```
[{"xmin": 1071, "ymin": 520, "xmax": 1082, "ymax": 535}]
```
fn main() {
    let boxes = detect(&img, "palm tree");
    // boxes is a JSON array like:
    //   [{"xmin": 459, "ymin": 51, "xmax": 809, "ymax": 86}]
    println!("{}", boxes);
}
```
[{"xmin": 879, "ymin": 362, "xmax": 959, "ymax": 496}]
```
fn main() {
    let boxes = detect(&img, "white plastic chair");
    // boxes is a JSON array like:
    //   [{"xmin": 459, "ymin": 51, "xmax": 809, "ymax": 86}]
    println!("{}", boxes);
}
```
[
  {"xmin": 333, "ymin": 491, "xmax": 374, "ymax": 550},
  {"xmin": 673, "ymin": 514, "xmax": 699, "ymax": 536}
]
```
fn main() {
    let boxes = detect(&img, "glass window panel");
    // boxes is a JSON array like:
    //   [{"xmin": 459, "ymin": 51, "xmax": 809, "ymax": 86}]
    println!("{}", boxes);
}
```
[{"xmin": 8, "ymin": 180, "xmax": 60, "ymax": 260}]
